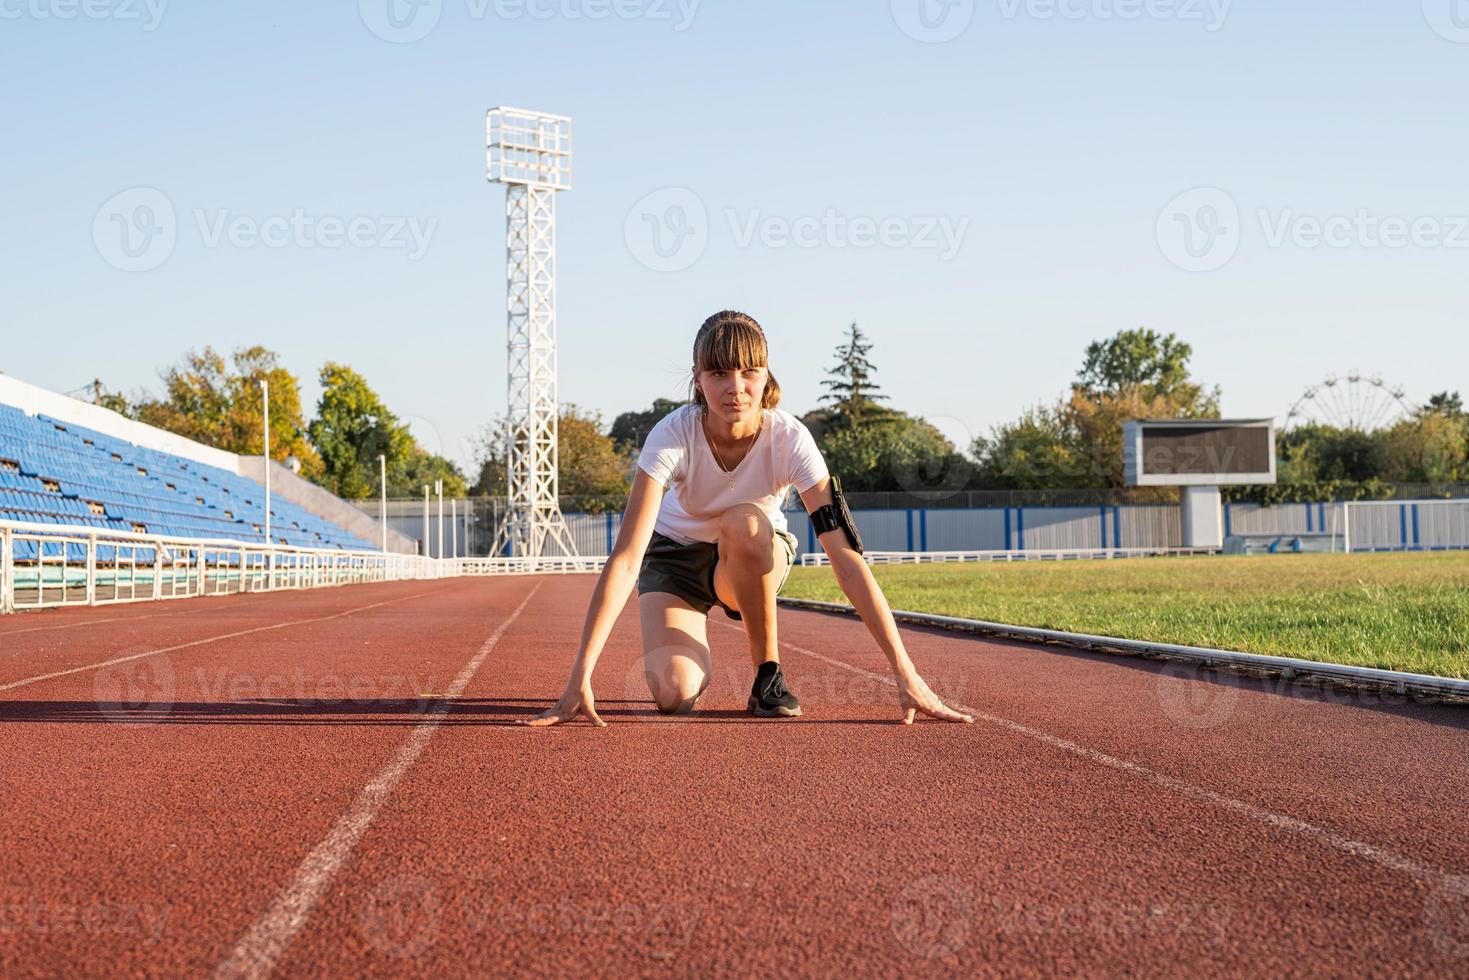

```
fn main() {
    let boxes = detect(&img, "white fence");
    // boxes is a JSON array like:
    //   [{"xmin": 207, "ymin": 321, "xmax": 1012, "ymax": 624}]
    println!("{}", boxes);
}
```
[{"xmin": 0, "ymin": 519, "xmax": 443, "ymax": 614}]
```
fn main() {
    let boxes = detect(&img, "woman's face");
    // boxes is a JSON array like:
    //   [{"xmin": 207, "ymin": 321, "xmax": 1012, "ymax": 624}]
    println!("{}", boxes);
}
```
[{"xmin": 695, "ymin": 364, "xmax": 767, "ymax": 428}]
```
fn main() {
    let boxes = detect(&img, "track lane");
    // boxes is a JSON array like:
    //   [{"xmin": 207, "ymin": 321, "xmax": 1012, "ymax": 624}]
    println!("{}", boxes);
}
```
[
  {"xmin": 0, "ymin": 576, "xmax": 535, "ymax": 977},
  {"xmin": 3, "ymin": 576, "xmax": 1467, "ymax": 976},
  {"xmin": 260, "ymin": 578, "xmax": 1469, "ymax": 977}
]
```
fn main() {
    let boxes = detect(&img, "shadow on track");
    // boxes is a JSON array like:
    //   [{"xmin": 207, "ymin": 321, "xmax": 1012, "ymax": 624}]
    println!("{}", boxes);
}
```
[{"xmin": 0, "ymin": 699, "xmax": 898, "ymax": 726}]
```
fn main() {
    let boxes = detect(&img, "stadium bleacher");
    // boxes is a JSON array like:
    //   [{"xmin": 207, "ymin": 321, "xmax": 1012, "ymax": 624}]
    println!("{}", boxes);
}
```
[{"xmin": 0, "ymin": 401, "xmax": 373, "ymax": 559}]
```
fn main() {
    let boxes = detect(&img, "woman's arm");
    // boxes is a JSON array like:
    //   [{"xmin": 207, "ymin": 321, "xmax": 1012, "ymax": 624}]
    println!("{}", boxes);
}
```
[
  {"xmin": 521, "ymin": 468, "xmax": 666, "ymax": 727},
  {"xmin": 797, "ymin": 477, "xmax": 973, "ymax": 725}
]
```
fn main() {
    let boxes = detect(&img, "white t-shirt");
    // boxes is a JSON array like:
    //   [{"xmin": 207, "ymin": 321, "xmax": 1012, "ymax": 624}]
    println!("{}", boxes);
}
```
[{"xmin": 636, "ymin": 404, "xmax": 829, "ymax": 545}]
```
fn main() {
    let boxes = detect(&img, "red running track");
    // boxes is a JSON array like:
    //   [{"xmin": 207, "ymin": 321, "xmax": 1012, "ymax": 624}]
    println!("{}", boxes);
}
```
[{"xmin": 0, "ymin": 575, "xmax": 1466, "ymax": 977}]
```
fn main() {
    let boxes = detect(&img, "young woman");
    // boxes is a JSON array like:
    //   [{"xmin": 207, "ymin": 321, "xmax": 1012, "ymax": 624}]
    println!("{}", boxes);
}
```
[{"xmin": 523, "ymin": 310, "xmax": 973, "ymax": 727}]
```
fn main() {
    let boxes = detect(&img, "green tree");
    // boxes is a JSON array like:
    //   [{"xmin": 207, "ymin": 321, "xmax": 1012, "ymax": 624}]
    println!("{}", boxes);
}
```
[
  {"xmin": 972, "ymin": 404, "xmax": 1087, "ymax": 490},
  {"xmin": 818, "ymin": 323, "xmax": 891, "ymax": 432},
  {"xmin": 469, "ymin": 406, "xmax": 631, "ymax": 507},
  {"xmin": 402, "ymin": 451, "xmax": 468, "ymax": 498},
  {"xmin": 307, "ymin": 362, "xmax": 418, "ymax": 499},
  {"xmin": 135, "ymin": 346, "xmax": 323, "ymax": 480},
  {"xmin": 1075, "ymin": 327, "xmax": 1219, "ymax": 415},
  {"xmin": 609, "ymin": 397, "xmax": 684, "ymax": 453},
  {"xmin": 78, "ymin": 379, "xmax": 137, "ymax": 417},
  {"xmin": 818, "ymin": 410, "xmax": 967, "ymax": 493},
  {"xmin": 972, "ymin": 328, "xmax": 1221, "ymax": 489}
]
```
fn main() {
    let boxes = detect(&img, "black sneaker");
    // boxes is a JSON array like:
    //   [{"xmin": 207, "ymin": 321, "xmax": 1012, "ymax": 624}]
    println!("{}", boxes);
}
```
[{"xmin": 748, "ymin": 661, "xmax": 802, "ymax": 717}]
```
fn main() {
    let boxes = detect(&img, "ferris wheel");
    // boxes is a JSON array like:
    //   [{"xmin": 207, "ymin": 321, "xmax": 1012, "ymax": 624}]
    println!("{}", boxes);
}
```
[{"xmin": 1284, "ymin": 372, "xmax": 1412, "ymax": 432}]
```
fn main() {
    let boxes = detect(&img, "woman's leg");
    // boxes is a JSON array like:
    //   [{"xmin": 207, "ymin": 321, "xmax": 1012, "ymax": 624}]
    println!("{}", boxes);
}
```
[
  {"xmin": 712, "ymin": 503, "xmax": 791, "ymax": 668},
  {"xmin": 637, "ymin": 591, "xmax": 712, "ymax": 715}
]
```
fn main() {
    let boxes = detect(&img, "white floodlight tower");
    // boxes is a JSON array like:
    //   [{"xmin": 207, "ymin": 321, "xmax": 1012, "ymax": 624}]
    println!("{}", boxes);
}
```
[{"xmin": 486, "ymin": 106, "xmax": 579, "ymax": 559}]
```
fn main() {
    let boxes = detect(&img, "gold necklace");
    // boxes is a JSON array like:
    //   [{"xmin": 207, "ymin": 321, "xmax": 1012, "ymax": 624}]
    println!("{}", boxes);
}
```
[{"xmin": 703, "ymin": 408, "xmax": 762, "ymax": 490}]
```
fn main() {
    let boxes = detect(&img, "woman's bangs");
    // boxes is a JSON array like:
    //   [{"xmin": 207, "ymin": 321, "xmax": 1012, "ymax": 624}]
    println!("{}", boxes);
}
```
[{"xmin": 697, "ymin": 326, "xmax": 767, "ymax": 374}]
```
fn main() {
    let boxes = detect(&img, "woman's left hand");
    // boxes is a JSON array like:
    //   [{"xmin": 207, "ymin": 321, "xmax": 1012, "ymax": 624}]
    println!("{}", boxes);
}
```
[{"xmin": 896, "ymin": 670, "xmax": 974, "ymax": 725}]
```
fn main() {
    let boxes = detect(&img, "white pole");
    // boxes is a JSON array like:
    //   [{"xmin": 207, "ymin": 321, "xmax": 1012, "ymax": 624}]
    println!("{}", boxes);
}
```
[
  {"xmin": 422, "ymin": 485, "xmax": 430, "ymax": 557},
  {"xmin": 451, "ymin": 498, "xmax": 457, "ymax": 558},
  {"xmin": 1343, "ymin": 501, "xmax": 1352, "ymax": 555},
  {"xmin": 260, "ymin": 379, "xmax": 270, "ymax": 546},
  {"xmin": 436, "ymin": 479, "xmax": 444, "ymax": 560},
  {"xmin": 378, "ymin": 453, "xmax": 387, "ymax": 553}
]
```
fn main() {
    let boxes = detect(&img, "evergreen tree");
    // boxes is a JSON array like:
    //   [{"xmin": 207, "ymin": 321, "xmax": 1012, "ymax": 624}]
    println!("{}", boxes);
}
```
[{"xmin": 818, "ymin": 322, "xmax": 889, "ymax": 431}]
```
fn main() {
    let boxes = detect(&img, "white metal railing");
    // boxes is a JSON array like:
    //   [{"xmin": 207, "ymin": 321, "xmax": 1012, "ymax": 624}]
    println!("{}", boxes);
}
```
[
  {"xmin": 455, "ymin": 555, "xmax": 608, "ymax": 576},
  {"xmin": 0, "ymin": 519, "xmax": 444, "ymax": 614},
  {"xmin": 797, "ymin": 546, "xmax": 1217, "ymax": 567}
]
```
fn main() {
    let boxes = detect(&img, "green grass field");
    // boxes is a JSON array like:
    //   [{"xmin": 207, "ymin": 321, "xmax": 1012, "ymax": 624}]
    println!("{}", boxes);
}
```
[{"xmin": 782, "ymin": 552, "xmax": 1469, "ymax": 679}]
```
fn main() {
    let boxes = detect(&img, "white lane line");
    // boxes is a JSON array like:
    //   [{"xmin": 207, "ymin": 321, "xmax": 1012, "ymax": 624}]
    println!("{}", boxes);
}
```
[
  {"xmin": 212, "ymin": 581, "xmax": 542, "ymax": 980},
  {"xmin": 718, "ymin": 619, "xmax": 1461, "ymax": 891},
  {"xmin": 0, "ymin": 590, "xmax": 290, "ymax": 643},
  {"xmin": 0, "ymin": 591, "xmax": 438, "ymax": 693}
]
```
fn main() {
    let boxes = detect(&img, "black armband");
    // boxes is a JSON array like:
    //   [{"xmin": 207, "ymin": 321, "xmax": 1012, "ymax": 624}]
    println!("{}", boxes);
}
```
[{"xmin": 807, "ymin": 475, "xmax": 864, "ymax": 554}]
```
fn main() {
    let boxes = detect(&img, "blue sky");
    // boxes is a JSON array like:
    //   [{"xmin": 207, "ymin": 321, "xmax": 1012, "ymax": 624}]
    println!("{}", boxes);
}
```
[{"xmin": 2, "ymin": 0, "xmax": 1465, "ymax": 472}]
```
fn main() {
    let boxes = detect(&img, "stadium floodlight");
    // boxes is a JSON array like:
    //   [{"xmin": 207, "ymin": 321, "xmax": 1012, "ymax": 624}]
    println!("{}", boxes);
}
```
[
  {"xmin": 485, "ymin": 106, "xmax": 579, "ymax": 561},
  {"xmin": 378, "ymin": 454, "xmax": 387, "ymax": 553},
  {"xmin": 260, "ymin": 379, "xmax": 270, "ymax": 546}
]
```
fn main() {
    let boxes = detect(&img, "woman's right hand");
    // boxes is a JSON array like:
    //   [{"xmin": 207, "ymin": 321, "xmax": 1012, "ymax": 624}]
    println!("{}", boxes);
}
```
[{"xmin": 521, "ymin": 680, "xmax": 607, "ymax": 728}]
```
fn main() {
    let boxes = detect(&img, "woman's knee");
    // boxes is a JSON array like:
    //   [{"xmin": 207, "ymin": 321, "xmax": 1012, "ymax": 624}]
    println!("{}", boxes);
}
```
[
  {"xmin": 718, "ymin": 505, "xmax": 772, "ymax": 556},
  {"xmin": 646, "ymin": 667, "xmax": 708, "ymax": 714}
]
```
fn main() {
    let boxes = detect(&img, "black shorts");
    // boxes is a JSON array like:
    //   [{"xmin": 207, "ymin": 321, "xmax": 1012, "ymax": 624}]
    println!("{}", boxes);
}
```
[{"xmin": 636, "ymin": 528, "xmax": 799, "ymax": 620}]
